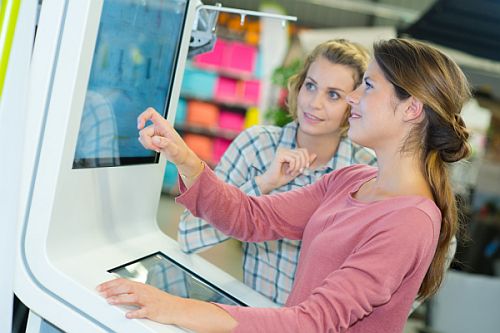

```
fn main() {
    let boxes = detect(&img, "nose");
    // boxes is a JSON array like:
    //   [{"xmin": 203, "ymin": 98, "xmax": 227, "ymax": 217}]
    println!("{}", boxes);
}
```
[
  {"xmin": 309, "ymin": 91, "xmax": 324, "ymax": 109},
  {"xmin": 346, "ymin": 86, "xmax": 361, "ymax": 106}
]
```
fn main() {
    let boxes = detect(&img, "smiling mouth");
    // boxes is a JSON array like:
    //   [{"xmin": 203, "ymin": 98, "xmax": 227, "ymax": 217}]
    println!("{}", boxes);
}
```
[
  {"xmin": 304, "ymin": 112, "xmax": 324, "ymax": 121},
  {"xmin": 349, "ymin": 111, "xmax": 361, "ymax": 119}
]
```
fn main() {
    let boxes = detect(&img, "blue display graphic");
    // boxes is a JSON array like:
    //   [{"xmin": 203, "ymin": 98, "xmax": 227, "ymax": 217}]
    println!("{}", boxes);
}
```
[{"xmin": 74, "ymin": 0, "xmax": 188, "ymax": 168}]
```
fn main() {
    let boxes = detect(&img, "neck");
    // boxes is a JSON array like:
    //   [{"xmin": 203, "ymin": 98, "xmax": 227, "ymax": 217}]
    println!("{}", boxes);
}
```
[
  {"xmin": 296, "ymin": 129, "xmax": 341, "ymax": 168},
  {"xmin": 371, "ymin": 148, "xmax": 432, "ymax": 200}
]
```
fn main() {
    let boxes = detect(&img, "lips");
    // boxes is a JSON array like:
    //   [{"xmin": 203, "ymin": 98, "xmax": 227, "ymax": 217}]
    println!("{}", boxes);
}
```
[
  {"xmin": 303, "ymin": 112, "xmax": 324, "ymax": 121},
  {"xmin": 349, "ymin": 111, "xmax": 361, "ymax": 119}
]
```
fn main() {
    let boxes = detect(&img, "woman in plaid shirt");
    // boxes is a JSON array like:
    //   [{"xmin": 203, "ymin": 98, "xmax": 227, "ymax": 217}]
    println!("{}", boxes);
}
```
[{"xmin": 177, "ymin": 39, "xmax": 376, "ymax": 306}]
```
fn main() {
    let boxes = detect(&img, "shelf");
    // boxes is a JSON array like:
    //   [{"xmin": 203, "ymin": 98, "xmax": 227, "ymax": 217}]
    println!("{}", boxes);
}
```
[
  {"xmin": 190, "ymin": 62, "xmax": 258, "ymax": 81},
  {"xmin": 175, "ymin": 123, "xmax": 241, "ymax": 141},
  {"xmin": 180, "ymin": 94, "xmax": 256, "ymax": 111}
]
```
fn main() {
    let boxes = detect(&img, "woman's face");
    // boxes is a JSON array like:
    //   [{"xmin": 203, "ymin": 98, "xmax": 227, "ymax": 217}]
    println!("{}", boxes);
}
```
[
  {"xmin": 296, "ymin": 56, "xmax": 356, "ymax": 139},
  {"xmin": 346, "ymin": 60, "xmax": 408, "ymax": 151}
]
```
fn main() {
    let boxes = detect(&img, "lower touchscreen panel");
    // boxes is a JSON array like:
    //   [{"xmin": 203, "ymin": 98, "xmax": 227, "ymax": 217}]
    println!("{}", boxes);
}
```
[{"xmin": 109, "ymin": 252, "xmax": 247, "ymax": 306}]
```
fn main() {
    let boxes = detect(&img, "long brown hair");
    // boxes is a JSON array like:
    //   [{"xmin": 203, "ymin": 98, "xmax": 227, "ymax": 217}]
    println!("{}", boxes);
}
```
[
  {"xmin": 287, "ymin": 39, "xmax": 369, "ymax": 135},
  {"xmin": 374, "ymin": 39, "xmax": 471, "ymax": 300}
]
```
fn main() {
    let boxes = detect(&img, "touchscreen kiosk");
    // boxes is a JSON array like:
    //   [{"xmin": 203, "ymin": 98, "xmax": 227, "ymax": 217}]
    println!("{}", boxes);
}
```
[
  {"xmin": 16, "ymin": 1, "xmax": 276, "ymax": 332},
  {"xmin": 110, "ymin": 252, "xmax": 247, "ymax": 306},
  {"xmin": 73, "ymin": 0, "xmax": 187, "ymax": 168}
]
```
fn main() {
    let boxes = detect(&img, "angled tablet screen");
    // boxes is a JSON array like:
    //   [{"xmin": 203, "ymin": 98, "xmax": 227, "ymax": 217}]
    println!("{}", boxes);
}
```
[{"xmin": 109, "ymin": 252, "xmax": 247, "ymax": 306}]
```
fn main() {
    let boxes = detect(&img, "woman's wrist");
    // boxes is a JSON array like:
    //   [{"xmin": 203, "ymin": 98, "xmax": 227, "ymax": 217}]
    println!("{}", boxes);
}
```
[
  {"xmin": 178, "ymin": 154, "xmax": 204, "ymax": 182},
  {"xmin": 255, "ymin": 174, "xmax": 274, "ymax": 195}
]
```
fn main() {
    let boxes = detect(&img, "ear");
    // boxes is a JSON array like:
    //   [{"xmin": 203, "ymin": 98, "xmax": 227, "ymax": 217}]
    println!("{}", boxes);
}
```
[{"xmin": 403, "ymin": 96, "xmax": 424, "ymax": 122}]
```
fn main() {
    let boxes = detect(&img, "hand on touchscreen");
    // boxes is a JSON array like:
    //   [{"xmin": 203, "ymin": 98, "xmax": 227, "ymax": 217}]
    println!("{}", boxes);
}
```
[
  {"xmin": 97, "ymin": 278, "xmax": 238, "ymax": 332},
  {"xmin": 97, "ymin": 278, "xmax": 180, "ymax": 324}
]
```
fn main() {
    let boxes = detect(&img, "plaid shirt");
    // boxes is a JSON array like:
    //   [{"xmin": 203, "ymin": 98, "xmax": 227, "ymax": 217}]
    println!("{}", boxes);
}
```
[
  {"xmin": 74, "ymin": 90, "xmax": 119, "ymax": 167},
  {"xmin": 178, "ymin": 121, "xmax": 377, "ymax": 305}
]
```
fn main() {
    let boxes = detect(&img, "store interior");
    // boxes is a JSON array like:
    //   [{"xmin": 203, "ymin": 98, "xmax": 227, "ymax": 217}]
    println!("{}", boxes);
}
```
[{"xmin": 6, "ymin": 0, "xmax": 500, "ymax": 332}]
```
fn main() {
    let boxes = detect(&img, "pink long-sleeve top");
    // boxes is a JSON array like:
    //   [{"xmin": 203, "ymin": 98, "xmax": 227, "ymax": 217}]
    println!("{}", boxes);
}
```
[{"xmin": 176, "ymin": 164, "xmax": 441, "ymax": 333}]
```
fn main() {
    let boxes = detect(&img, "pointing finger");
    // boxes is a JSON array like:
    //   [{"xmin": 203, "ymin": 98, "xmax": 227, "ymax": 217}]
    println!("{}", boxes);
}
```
[{"xmin": 137, "ymin": 107, "xmax": 166, "ymax": 130}]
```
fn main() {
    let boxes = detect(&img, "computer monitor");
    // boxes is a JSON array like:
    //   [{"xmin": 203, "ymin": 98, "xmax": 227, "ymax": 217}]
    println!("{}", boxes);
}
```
[{"xmin": 73, "ymin": 0, "xmax": 188, "ymax": 168}]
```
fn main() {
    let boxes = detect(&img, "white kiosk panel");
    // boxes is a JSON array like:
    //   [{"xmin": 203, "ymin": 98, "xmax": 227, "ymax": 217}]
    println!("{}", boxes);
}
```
[{"xmin": 17, "ymin": 1, "xmax": 276, "ymax": 332}]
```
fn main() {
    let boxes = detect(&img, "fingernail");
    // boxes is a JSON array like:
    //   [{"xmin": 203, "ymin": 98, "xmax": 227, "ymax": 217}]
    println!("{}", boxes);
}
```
[{"xmin": 300, "ymin": 168, "xmax": 304, "ymax": 173}]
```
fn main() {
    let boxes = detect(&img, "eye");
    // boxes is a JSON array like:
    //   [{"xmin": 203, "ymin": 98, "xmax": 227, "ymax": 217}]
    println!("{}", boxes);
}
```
[
  {"xmin": 364, "ymin": 79, "xmax": 373, "ymax": 90},
  {"xmin": 327, "ymin": 90, "xmax": 340, "ymax": 100},
  {"xmin": 304, "ymin": 81, "xmax": 316, "ymax": 91}
]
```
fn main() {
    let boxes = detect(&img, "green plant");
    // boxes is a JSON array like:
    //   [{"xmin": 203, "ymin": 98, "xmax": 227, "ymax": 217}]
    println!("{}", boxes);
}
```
[{"xmin": 264, "ymin": 59, "xmax": 302, "ymax": 127}]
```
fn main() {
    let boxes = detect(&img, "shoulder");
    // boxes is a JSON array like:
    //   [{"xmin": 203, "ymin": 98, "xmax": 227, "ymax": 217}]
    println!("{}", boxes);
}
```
[
  {"xmin": 222, "ymin": 125, "xmax": 288, "ymax": 170},
  {"xmin": 367, "ymin": 197, "xmax": 442, "ymax": 250},
  {"xmin": 234, "ymin": 125, "xmax": 285, "ymax": 148},
  {"xmin": 326, "ymin": 164, "xmax": 377, "ymax": 185}
]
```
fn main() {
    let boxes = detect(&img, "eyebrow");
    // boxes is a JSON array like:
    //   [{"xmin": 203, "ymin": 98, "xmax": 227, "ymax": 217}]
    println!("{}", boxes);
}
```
[{"xmin": 305, "ymin": 76, "xmax": 346, "ymax": 93}]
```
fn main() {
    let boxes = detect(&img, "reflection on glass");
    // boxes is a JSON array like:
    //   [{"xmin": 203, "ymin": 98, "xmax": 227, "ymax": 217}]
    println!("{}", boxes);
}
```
[
  {"xmin": 74, "ymin": 0, "xmax": 188, "ymax": 168},
  {"xmin": 110, "ymin": 252, "xmax": 247, "ymax": 306}
]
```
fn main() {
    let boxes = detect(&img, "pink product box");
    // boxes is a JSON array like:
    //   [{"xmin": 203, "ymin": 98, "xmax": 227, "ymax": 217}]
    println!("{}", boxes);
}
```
[
  {"xmin": 242, "ymin": 80, "xmax": 260, "ymax": 105},
  {"xmin": 194, "ymin": 39, "xmax": 258, "ymax": 75},
  {"xmin": 214, "ymin": 77, "xmax": 239, "ymax": 102},
  {"xmin": 218, "ymin": 111, "xmax": 245, "ymax": 131},
  {"xmin": 194, "ymin": 39, "xmax": 227, "ymax": 68},
  {"xmin": 213, "ymin": 138, "xmax": 232, "ymax": 163},
  {"xmin": 225, "ymin": 42, "xmax": 257, "ymax": 74}
]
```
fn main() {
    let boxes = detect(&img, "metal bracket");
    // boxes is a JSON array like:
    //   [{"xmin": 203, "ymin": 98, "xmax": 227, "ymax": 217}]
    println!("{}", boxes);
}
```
[{"xmin": 188, "ymin": 2, "xmax": 297, "ymax": 57}]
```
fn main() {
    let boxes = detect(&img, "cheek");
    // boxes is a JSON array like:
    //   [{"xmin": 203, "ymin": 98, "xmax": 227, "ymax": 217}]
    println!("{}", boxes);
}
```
[
  {"xmin": 297, "ymin": 90, "xmax": 308, "ymax": 108},
  {"xmin": 326, "ymin": 103, "xmax": 348, "ymax": 121}
]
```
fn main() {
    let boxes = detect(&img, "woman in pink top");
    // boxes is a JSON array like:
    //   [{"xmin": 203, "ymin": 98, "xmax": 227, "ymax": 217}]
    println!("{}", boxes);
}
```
[{"xmin": 98, "ymin": 39, "xmax": 471, "ymax": 332}]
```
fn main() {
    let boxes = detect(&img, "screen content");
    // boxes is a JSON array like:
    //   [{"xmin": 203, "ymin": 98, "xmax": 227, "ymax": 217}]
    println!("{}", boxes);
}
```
[
  {"xmin": 109, "ymin": 252, "xmax": 247, "ymax": 306},
  {"xmin": 73, "ymin": 0, "xmax": 188, "ymax": 168}
]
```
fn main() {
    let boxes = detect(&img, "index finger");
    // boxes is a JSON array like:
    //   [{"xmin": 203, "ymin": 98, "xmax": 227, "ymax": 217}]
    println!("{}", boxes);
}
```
[
  {"xmin": 137, "ymin": 107, "xmax": 166, "ymax": 130},
  {"xmin": 97, "ymin": 277, "xmax": 129, "ymax": 293}
]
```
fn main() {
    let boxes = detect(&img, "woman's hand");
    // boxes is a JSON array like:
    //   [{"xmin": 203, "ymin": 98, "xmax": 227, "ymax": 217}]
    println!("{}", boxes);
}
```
[
  {"xmin": 137, "ymin": 107, "xmax": 192, "ymax": 165},
  {"xmin": 97, "ymin": 278, "xmax": 182, "ymax": 324},
  {"xmin": 137, "ymin": 107, "xmax": 204, "ymax": 185},
  {"xmin": 97, "ymin": 278, "xmax": 238, "ymax": 332},
  {"xmin": 255, "ymin": 148, "xmax": 317, "ymax": 194}
]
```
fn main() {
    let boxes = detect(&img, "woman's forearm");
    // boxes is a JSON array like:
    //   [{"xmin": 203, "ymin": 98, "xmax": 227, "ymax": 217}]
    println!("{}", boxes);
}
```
[{"xmin": 174, "ymin": 298, "xmax": 237, "ymax": 333}]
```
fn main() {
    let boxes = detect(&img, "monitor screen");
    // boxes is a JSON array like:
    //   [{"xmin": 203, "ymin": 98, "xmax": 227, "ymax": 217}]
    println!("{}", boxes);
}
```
[
  {"xmin": 109, "ymin": 252, "xmax": 247, "ymax": 306},
  {"xmin": 73, "ymin": 0, "xmax": 188, "ymax": 168}
]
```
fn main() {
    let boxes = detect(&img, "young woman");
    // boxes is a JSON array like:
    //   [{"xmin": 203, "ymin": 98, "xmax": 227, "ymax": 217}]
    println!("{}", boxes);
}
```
[
  {"xmin": 178, "ymin": 39, "xmax": 376, "ymax": 306},
  {"xmin": 98, "ymin": 38, "xmax": 471, "ymax": 333}
]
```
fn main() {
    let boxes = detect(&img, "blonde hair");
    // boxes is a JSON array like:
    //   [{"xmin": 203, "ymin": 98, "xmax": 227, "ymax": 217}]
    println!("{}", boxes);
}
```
[
  {"xmin": 373, "ymin": 38, "xmax": 471, "ymax": 300},
  {"xmin": 287, "ymin": 39, "xmax": 370, "ymax": 135}
]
